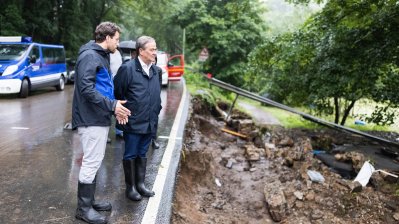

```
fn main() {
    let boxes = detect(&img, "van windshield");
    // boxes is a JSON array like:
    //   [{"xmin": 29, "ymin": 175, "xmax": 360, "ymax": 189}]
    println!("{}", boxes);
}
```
[{"xmin": 0, "ymin": 44, "xmax": 29, "ymax": 61}]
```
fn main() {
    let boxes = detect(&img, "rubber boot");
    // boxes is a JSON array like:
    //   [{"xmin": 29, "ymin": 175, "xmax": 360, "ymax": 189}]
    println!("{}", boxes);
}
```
[
  {"xmin": 123, "ymin": 159, "xmax": 142, "ymax": 201},
  {"xmin": 75, "ymin": 182, "xmax": 107, "ymax": 224},
  {"xmin": 135, "ymin": 157, "xmax": 155, "ymax": 197},
  {"xmin": 92, "ymin": 177, "xmax": 112, "ymax": 211}
]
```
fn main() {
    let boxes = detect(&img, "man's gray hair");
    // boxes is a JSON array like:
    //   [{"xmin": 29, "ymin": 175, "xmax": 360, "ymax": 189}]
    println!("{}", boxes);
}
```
[{"xmin": 136, "ymin": 36, "xmax": 155, "ymax": 50}]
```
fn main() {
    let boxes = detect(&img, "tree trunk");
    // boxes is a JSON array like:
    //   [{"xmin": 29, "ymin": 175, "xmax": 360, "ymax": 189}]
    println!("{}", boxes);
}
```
[
  {"xmin": 334, "ymin": 97, "xmax": 340, "ymax": 124},
  {"xmin": 340, "ymin": 100, "xmax": 356, "ymax": 126}
]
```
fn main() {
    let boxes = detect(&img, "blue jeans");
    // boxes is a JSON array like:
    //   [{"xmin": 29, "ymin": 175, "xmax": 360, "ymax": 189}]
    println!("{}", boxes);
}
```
[
  {"xmin": 123, "ymin": 132, "xmax": 152, "ymax": 160},
  {"xmin": 115, "ymin": 127, "xmax": 123, "ymax": 136}
]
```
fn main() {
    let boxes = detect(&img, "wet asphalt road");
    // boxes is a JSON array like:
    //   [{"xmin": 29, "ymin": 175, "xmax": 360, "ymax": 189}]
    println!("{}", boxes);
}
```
[{"xmin": 0, "ymin": 81, "xmax": 184, "ymax": 224}]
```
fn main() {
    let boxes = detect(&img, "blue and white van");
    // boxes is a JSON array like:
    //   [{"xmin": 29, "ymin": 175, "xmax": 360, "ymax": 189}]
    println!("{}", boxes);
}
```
[{"xmin": 0, "ymin": 36, "xmax": 67, "ymax": 98}]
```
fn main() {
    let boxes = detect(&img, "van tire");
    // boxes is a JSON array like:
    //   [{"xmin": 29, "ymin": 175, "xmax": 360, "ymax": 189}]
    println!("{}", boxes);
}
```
[
  {"xmin": 19, "ymin": 79, "xmax": 29, "ymax": 98},
  {"xmin": 56, "ymin": 76, "xmax": 65, "ymax": 91}
]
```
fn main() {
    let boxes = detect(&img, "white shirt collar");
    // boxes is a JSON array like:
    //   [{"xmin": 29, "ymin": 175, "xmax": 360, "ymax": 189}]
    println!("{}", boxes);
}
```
[{"xmin": 138, "ymin": 56, "xmax": 151, "ymax": 76}]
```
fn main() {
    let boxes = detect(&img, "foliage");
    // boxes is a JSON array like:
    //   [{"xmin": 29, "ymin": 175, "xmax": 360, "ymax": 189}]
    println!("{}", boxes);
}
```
[
  {"xmin": 184, "ymin": 70, "xmax": 211, "ymax": 90},
  {"xmin": 0, "ymin": 0, "xmax": 117, "ymax": 57},
  {"xmin": 0, "ymin": 3, "xmax": 26, "ymax": 36},
  {"xmin": 173, "ymin": 0, "xmax": 266, "ymax": 87},
  {"xmin": 110, "ymin": 0, "xmax": 188, "ymax": 54},
  {"xmin": 185, "ymin": 70, "xmax": 235, "ymax": 106},
  {"xmin": 0, "ymin": 0, "xmax": 186, "ymax": 58},
  {"xmin": 286, "ymin": 0, "xmax": 325, "ymax": 4},
  {"xmin": 248, "ymin": 0, "xmax": 399, "ymax": 126},
  {"xmin": 263, "ymin": 0, "xmax": 322, "ymax": 36}
]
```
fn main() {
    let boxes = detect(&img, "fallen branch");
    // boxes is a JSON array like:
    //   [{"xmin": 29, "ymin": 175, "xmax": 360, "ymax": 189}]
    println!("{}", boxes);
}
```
[{"xmin": 221, "ymin": 128, "xmax": 247, "ymax": 139}]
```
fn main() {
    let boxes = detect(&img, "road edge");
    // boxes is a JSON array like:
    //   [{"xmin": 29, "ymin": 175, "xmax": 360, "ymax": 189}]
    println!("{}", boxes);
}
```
[{"xmin": 141, "ymin": 78, "xmax": 190, "ymax": 224}]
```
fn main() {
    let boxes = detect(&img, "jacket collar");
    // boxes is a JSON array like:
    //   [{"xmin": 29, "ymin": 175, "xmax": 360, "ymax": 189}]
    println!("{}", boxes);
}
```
[{"xmin": 134, "ymin": 57, "xmax": 155, "ymax": 79}]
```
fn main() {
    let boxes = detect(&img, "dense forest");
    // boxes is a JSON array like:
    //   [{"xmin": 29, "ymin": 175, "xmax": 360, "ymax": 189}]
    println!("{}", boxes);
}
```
[
  {"xmin": 0, "ymin": 0, "xmax": 186, "ymax": 57},
  {"xmin": 1, "ymin": 0, "xmax": 398, "ymax": 125}
]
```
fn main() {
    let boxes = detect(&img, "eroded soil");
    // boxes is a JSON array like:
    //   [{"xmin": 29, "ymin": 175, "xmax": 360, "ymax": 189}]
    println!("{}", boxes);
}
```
[{"xmin": 172, "ymin": 97, "xmax": 399, "ymax": 224}]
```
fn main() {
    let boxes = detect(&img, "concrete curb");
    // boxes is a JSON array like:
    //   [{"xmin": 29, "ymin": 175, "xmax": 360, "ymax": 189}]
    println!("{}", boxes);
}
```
[{"xmin": 141, "ymin": 78, "xmax": 190, "ymax": 224}]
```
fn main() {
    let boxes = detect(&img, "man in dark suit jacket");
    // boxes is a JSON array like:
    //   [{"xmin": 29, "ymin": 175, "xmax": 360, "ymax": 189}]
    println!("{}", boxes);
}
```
[{"xmin": 113, "ymin": 36, "xmax": 161, "ymax": 201}]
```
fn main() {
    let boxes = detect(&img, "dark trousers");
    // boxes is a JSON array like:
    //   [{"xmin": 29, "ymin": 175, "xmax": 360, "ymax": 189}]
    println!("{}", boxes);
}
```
[
  {"xmin": 123, "ymin": 133, "xmax": 152, "ymax": 160},
  {"xmin": 152, "ymin": 123, "xmax": 158, "ymax": 139}
]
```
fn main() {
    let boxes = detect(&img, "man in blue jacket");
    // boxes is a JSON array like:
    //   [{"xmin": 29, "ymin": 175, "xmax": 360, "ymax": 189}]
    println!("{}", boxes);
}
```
[
  {"xmin": 114, "ymin": 36, "xmax": 161, "ymax": 201},
  {"xmin": 72, "ymin": 22, "xmax": 130, "ymax": 224}
]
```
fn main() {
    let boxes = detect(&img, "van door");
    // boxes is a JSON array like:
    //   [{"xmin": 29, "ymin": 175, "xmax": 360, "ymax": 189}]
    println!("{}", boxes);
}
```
[
  {"xmin": 25, "ymin": 45, "xmax": 42, "ymax": 81},
  {"xmin": 167, "ymin": 54, "xmax": 184, "ymax": 80},
  {"xmin": 41, "ymin": 47, "xmax": 60, "ymax": 85},
  {"xmin": 30, "ymin": 46, "xmax": 65, "ymax": 89}
]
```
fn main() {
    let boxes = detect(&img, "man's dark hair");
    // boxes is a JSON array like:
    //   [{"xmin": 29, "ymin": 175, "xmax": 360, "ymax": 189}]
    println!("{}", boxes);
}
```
[{"xmin": 94, "ymin": 22, "xmax": 121, "ymax": 43}]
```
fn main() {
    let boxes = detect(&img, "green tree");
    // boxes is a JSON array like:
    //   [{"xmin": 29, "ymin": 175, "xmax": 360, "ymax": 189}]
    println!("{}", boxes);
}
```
[
  {"xmin": 173, "ymin": 0, "xmax": 266, "ymax": 86},
  {"xmin": 108, "ymin": 0, "xmax": 187, "ymax": 54},
  {"xmin": 0, "ymin": 0, "xmax": 186, "ymax": 58},
  {"xmin": 0, "ymin": 0, "xmax": 122, "ymax": 57},
  {"xmin": 0, "ymin": 3, "xmax": 26, "ymax": 36},
  {"xmin": 58, "ymin": 0, "xmax": 93, "ymax": 57},
  {"xmin": 249, "ymin": 0, "xmax": 399, "ymax": 125}
]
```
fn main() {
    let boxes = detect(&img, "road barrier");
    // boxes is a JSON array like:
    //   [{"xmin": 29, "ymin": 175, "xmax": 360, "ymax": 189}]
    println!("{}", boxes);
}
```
[{"xmin": 205, "ymin": 76, "xmax": 399, "ymax": 150}]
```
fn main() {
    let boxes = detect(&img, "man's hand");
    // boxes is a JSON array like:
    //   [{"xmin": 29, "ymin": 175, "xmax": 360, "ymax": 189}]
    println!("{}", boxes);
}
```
[
  {"xmin": 116, "ymin": 114, "xmax": 128, "ymax": 125},
  {"xmin": 115, "ymin": 100, "xmax": 131, "ymax": 124}
]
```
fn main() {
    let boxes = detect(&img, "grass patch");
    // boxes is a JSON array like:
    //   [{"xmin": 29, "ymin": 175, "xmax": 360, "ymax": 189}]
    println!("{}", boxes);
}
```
[{"xmin": 239, "ymin": 98, "xmax": 397, "ymax": 132}]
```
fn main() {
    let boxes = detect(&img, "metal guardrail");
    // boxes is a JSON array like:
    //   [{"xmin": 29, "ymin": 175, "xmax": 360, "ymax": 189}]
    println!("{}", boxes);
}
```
[{"xmin": 206, "ymin": 76, "xmax": 399, "ymax": 149}]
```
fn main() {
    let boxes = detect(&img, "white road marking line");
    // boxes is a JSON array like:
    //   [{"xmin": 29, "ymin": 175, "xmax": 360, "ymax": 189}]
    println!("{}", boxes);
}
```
[
  {"xmin": 157, "ymin": 136, "xmax": 182, "ymax": 140},
  {"xmin": 141, "ymin": 82, "xmax": 187, "ymax": 224},
  {"xmin": 11, "ymin": 127, "xmax": 29, "ymax": 130}
]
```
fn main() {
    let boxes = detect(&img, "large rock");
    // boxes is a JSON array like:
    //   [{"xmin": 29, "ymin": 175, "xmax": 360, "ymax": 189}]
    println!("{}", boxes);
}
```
[
  {"xmin": 245, "ymin": 144, "xmax": 263, "ymax": 161},
  {"xmin": 264, "ymin": 180, "xmax": 288, "ymax": 222},
  {"xmin": 277, "ymin": 136, "xmax": 294, "ymax": 147},
  {"xmin": 334, "ymin": 151, "xmax": 366, "ymax": 171},
  {"xmin": 239, "ymin": 119, "xmax": 256, "ymax": 135}
]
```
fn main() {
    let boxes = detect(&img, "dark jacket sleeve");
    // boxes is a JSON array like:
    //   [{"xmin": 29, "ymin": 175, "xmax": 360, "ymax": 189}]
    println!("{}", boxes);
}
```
[
  {"xmin": 114, "ymin": 63, "xmax": 129, "ymax": 100},
  {"xmin": 77, "ymin": 53, "xmax": 115, "ymax": 112},
  {"xmin": 157, "ymin": 66, "xmax": 162, "ymax": 88}
]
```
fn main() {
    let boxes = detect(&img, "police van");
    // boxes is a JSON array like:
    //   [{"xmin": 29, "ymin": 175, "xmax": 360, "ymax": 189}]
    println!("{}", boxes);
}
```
[{"xmin": 0, "ymin": 36, "xmax": 67, "ymax": 98}]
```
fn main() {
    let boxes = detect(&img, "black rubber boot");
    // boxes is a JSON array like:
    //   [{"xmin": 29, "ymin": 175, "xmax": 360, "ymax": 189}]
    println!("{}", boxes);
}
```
[
  {"xmin": 92, "ymin": 177, "xmax": 112, "ymax": 211},
  {"xmin": 123, "ymin": 159, "xmax": 142, "ymax": 201},
  {"xmin": 152, "ymin": 139, "xmax": 160, "ymax": 149},
  {"xmin": 75, "ymin": 182, "xmax": 108, "ymax": 224},
  {"xmin": 135, "ymin": 157, "xmax": 155, "ymax": 197}
]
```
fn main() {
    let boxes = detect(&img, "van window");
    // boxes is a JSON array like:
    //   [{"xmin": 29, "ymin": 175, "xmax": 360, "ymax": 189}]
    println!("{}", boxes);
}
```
[
  {"xmin": 42, "ymin": 47, "xmax": 65, "ymax": 64},
  {"xmin": 0, "ymin": 44, "xmax": 29, "ymax": 61},
  {"xmin": 29, "ymin": 46, "xmax": 40, "ymax": 62}
]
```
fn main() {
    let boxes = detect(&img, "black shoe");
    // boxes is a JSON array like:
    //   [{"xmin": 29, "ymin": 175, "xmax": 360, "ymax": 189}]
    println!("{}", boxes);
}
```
[
  {"xmin": 107, "ymin": 137, "xmax": 111, "ymax": 143},
  {"xmin": 76, "ymin": 182, "xmax": 108, "ymax": 224},
  {"xmin": 116, "ymin": 133, "xmax": 124, "ymax": 139},
  {"xmin": 135, "ymin": 157, "xmax": 155, "ymax": 197},
  {"xmin": 123, "ymin": 159, "xmax": 142, "ymax": 201},
  {"xmin": 152, "ymin": 139, "xmax": 160, "ymax": 149}
]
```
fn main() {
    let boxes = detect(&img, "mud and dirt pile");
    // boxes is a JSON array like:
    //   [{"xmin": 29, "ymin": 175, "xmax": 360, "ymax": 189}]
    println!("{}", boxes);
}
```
[{"xmin": 172, "ymin": 97, "xmax": 399, "ymax": 223}]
